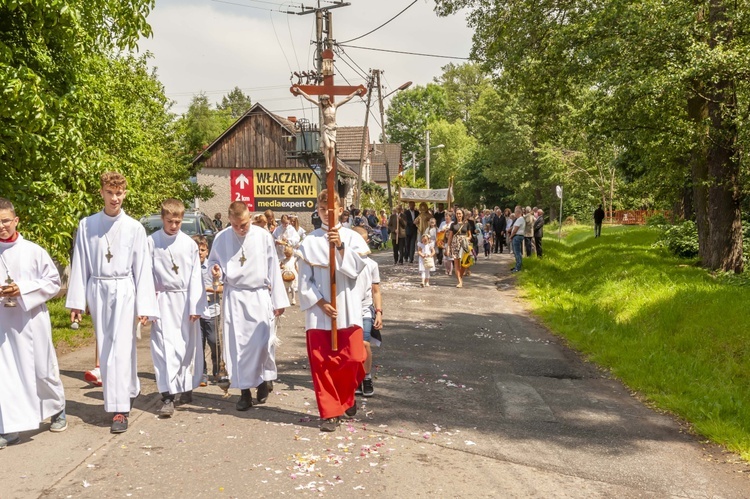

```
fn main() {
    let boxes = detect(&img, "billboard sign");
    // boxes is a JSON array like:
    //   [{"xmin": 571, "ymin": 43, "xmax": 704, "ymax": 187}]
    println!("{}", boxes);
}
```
[{"xmin": 231, "ymin": 168, "xmax": 318, "ymax": 212}]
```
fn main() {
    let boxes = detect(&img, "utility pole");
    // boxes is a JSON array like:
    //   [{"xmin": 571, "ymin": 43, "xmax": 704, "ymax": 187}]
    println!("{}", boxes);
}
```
[
  {"xmin": 412, "ymin": 151, "xmax": 416, "ymax": 183},
  {"xmin": 425, "ymin": 129, "xmax": 431, "ymax": 189},
  {"xmin": 376, "ymin": 69, "xmax": 393, "ymax": 209},
  {"xmin": 355, "ymin": 72, "xmax": 374, "ymax": 208}
]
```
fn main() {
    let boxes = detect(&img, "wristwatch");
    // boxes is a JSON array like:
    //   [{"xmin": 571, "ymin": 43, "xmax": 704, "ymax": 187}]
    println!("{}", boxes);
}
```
[{"xmin": 336, "ymin": 242, "xmax": 345, "ymax": 250}]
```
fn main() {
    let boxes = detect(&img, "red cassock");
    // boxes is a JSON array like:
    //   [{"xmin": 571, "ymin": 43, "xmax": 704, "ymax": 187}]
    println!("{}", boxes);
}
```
[{"xmin": 306, "ymin": 326, "xmax": 366, "ymax": 419}]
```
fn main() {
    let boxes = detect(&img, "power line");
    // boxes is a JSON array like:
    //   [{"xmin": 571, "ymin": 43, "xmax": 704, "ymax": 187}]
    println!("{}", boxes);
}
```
[
  {"xmin": 338, "ymin": 0, "xmax": 417, "ymax": 44},
  {"xmin": 270, "ymin": 12, "xmax": 294, "ymax": 72},
  {"xmin": 210, "ymin": 0, "xmax": 298, "ymax": 14},
  {"xmin": 337, "ymin": 43, "xmax": 470, "ymax": 60},
  {"xmin": 336, "ymin": 46, "xmax": 369, "ymax": 80}
]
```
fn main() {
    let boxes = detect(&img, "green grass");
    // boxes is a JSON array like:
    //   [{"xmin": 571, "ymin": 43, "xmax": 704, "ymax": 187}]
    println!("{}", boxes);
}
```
[
  {"xmin": 518, "ymin": 225, "xmax": 750, "ymax": 460},
  {"xmin": 48, "ymin": 297, "xmax": 95, "ymax": 350}
]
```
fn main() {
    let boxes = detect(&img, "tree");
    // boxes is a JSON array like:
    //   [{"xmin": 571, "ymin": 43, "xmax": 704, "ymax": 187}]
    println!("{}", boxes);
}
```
[
  {"xmin": 434, "ymin": 0, "xmax": 750, "ymax": 272},
  {"xmin": 433, "ymin": 62, "xmax": 490, "ymax": 126},
  {"xmin": 217, "ymin": 86, "xmax": 253, "ymax": 119},
  {"xmin": 0, "ymin": 1, "xmax": 208, "ymax": 264},
  {"xmin": 386, "ymin": 83, "xmax": 448, "ymax": 157},
  {"xmin": 424, "ymin": 119, "xmax": 477, "ymax": 189},
  {"xmin": 177, "ymin": 93, "xmax": 233, "ymax": 162}
]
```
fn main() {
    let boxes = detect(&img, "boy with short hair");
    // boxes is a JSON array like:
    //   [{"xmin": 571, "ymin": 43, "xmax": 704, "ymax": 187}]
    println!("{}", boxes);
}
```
[
  {"xmin": 0, "ymin": 198, "xmax": 67, "ymax": 448},
  {"xmin": 67, "ymin": 172, "xmax": 159, "ymax": 433},
  {"xmin": 352, "ymin": 226, "xmax": 382, "ymax": 398},
  {"xmin": 297, "ymin": 190, "xmax": 369, "ymax": 431},
  {"xmin": 193, "ymin": 235, "xmax": 219, "ymax": 387},
  {"xmin": 208, "ymin": 201, "xmax": 288, "ymax": 411},
  {"xmin": 148, "ymin": 199, "xmax": 205, "ymax": 417}
]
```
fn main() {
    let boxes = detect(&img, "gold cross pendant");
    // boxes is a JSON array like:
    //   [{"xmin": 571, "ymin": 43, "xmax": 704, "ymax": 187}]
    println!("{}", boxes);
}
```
[
  {"xmin": 106, "ymin": 249, "xmax": 113, "ymax": 263},
  {"xmin": 239, "ymin": 254, "xmax": 247, "ymax": 266},
  {"xmin": 5, "ymin": 276, "xmax": 12, "ymax": 285},
  {"xmin": 172, "ymin": 263, "xmax": 179, "ymax": 274}
]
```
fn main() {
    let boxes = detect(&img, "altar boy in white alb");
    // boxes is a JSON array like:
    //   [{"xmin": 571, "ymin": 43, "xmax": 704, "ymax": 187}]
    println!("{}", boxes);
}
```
[
  {"xmin": 148, "ymin": 199, "xmax": 205, "ymax": 418},
  {"xmin": 67, "ymin": 172, "xmax": 159, "ymax": 434},
  {"xmin": 208, "ymin": 201, "xmax": 289, "ymax": 411},
  {"xmin": 0, "ymin": 198, "xmax": 67, "ymax": 449}
]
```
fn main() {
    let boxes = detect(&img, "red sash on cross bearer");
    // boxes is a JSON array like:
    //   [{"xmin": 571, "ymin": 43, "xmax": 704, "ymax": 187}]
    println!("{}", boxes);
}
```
[{"xmin": 306, "ymin": 326, "xmax": 366, "ymax": 419}]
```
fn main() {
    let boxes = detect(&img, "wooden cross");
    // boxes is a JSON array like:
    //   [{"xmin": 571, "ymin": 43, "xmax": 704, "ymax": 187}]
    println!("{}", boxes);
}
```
[
  {"xmin": 290, "ymin": 49, "xmax": 366, "ymax": 351},
  {"xmin": 172, "ymin": 263, "xmax": 179, "ymax": 275}
]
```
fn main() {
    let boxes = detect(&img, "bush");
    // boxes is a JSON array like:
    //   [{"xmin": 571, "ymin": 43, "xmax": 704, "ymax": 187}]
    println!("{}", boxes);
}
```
[
  {"xmin": 659, "ymin": 220, "xmax": 699, "ymax": 258},
  {"xmin": 646, "ymin": 213, "xmax": 669, "ymax": 227}
]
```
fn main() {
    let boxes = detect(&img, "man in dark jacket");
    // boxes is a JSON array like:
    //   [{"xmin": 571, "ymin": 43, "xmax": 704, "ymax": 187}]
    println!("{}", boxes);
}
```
[
  {"xmin": 492, "ymin": 208, "xmax": 506, "ymax": 253},
  {"xmin": 533, "ymin": 209, "xmax": 544, "ymax": 258},
  {"xmin": 403, "ymin": 201, "xmax": 418, "ymax": 263},
  {"xmin": 594, "ymin": 204, "xmax": 605, "ymax": 237}
]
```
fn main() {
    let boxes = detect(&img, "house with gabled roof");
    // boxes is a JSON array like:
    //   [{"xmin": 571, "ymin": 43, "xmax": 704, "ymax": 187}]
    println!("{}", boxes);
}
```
[
  {"xmin": 370, "ymin": 143, "xmax": 403, "ymax": 190},
  {"xmin": 192, "ymin": 102, "xmax": 356, "ymax": 225}
]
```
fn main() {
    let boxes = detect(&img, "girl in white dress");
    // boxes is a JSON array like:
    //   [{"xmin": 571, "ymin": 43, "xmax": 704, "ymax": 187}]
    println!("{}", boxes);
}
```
[
  {"xmin": 417, "ymin": 234, "xmax": 436, "ymax": 287},
  {"xmin": 280, "ymin": 245, "xmax": 298, "ymax": 305}
]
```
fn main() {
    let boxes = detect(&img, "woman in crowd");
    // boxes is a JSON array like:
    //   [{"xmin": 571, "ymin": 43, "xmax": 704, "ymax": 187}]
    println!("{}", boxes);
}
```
[{"xmin": 446, "ymin": 208, "xmax": 472, "ymax": 288}]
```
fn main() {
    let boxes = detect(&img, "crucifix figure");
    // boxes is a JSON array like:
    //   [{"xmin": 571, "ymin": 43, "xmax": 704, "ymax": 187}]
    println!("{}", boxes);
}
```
[
  {"xmin": 292, "ymin": 87, "xmax": 364, "ymax": 173},
  {"xmin": 290, "ymin": 49, "xmax": 366, "ymax": 174}
]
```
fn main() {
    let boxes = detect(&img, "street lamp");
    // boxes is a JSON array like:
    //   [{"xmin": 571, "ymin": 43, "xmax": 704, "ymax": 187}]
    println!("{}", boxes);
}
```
[{"xmin": 384, "ymin": 81, "xmax": 412, "ymax": 100}]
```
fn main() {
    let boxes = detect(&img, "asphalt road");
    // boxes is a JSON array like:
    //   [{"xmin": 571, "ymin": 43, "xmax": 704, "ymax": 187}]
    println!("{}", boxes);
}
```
[{"xmin": 3, "ymin": 251, "xmax": 749, "ymax": 498}]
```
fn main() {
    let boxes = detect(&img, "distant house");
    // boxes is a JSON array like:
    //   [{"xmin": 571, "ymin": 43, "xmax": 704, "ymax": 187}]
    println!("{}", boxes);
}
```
[
  {"xmin": 370, "ymin": 143, "xmax": 403, "ymax": 190},
  {"xmin": 336, "ymin": 126, "xmax": 371, "ymax": 182},
  {"xmin": 192, "ymin": 103, "xmax": 355, "ymax": 225}
]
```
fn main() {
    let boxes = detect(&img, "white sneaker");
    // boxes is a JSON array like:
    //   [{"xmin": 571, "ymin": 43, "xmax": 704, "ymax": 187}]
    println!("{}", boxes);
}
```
[{"xmin": 84, "ymin": 367, "xmax": 102, "ymax": 387}]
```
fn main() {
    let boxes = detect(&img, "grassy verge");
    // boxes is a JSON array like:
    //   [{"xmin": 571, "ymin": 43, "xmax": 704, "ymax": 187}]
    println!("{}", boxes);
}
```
[
  {"xmin": 517, "ymin": 225, "xmax": 750, "ymax": 459},
  {"xmin": 48, "ymin": 297, "xmax": 95, "ymax": 352}
]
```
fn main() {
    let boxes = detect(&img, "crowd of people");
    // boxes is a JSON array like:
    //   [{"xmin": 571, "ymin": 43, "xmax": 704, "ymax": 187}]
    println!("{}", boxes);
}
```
[
  {"xmin": 373, "ymin": 202, "xmax": 546, "ymax": 284},
  {"xmin": 0, "ymin": 173, "xmax": 385, "ymax": 449}
]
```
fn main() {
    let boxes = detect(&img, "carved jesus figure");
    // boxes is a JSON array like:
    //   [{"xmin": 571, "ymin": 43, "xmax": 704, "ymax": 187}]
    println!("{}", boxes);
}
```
[{"xmin": 292, "ymin": 86, "xmax": 365, "ymax": 173}]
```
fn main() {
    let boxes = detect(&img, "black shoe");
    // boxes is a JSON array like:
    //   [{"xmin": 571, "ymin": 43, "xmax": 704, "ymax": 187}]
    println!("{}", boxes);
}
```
[
  {"xmin": 355, "ymin": 382, "xmax": 363, "ymax": 395},
  {"xmin": 362, "ymin": 378, "xmax": 374, "ymax": 397},
  {"xmin": 157, "ymin": 400, "xmax": 175, "ymax": 418},
  {"xmin": 111, "ymin": 413, "xmax": 128, "ymax": 433},
  {"xmin": 236, "ymin": 389, "xmax": 252, "ymax": 411},
  {"xmin": 256, "ymin": 381, "xmax": 270, "ymax": 404},
  {"xmin": 342, "ymin": 401, "xmax": 357, "ymax": 419},
  {"xmin": 320, "ymin": 417, "xmax": 340, "ymax": 432},
  {"xmin": 177, "ymin": 391, "xmax": 193, "ymax": 406}
]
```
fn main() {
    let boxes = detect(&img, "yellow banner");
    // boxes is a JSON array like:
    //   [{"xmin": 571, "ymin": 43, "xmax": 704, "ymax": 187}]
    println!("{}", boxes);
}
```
[{"xmin": 253, "ymin": 169, "xmax": 317, "ymax": 199}]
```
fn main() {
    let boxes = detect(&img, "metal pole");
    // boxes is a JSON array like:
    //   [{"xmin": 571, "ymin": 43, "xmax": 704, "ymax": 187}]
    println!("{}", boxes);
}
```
[
  {"xmin": 558, "ymin": 195, "xmax": 563, "ymax": 240},
  {"xmin": 377, "ymin": 70, "xmax": 393, "ymax": 209},
  {"xmin": 425, "ymin": 129, "xmax": 430, "ymax": 189},
  {"xmin": 412, "ymin": 151, "xmax": 416, "ymax": 183},
  {"xmin": 355, "ymin": 72, "xmax": 373, "ymax": 208}
]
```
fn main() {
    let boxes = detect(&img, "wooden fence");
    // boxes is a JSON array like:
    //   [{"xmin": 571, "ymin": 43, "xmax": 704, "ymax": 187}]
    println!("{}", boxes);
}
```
[{"xmin": 605, "ymin": 210, "xmax": 671, "ymax": 225}]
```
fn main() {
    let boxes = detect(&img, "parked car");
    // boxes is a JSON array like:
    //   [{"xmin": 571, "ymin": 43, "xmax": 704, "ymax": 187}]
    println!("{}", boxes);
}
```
[{"xmin": 140, "ymin": 210, "xmax": 217, "ymax": 250}]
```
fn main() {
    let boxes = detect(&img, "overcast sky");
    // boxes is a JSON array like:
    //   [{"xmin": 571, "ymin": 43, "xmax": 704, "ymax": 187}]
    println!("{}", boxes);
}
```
[{"xmin": 138, "ymin": 0, "xmax": 473, "ymax": 140}]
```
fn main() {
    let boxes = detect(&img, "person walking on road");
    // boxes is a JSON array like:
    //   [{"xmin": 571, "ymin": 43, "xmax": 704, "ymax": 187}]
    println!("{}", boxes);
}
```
[
  {"xmin": 534, "ymin": 209, "xmax": 544, "ymax": 258},
  {"xmin": 0, "ymin": 197, "xmax": 67, "ymax": 448},
  {"xmin": 446, "ymin": 209, "xmax": 472, "ymax": 288},
  {"xmin": 594, "ymin": 204, "xmax": 605, "ymax": 237},
  {"xmin": 388, "ymin": 205, "xmax": 406, "ymax": 264},
  {"xmin": 67, "ymin": 172, "xmax": 159, "ymax": 434},
  {"xmin": 510, "ymin": 206, "xmax": 526, "ymax": 273}
]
